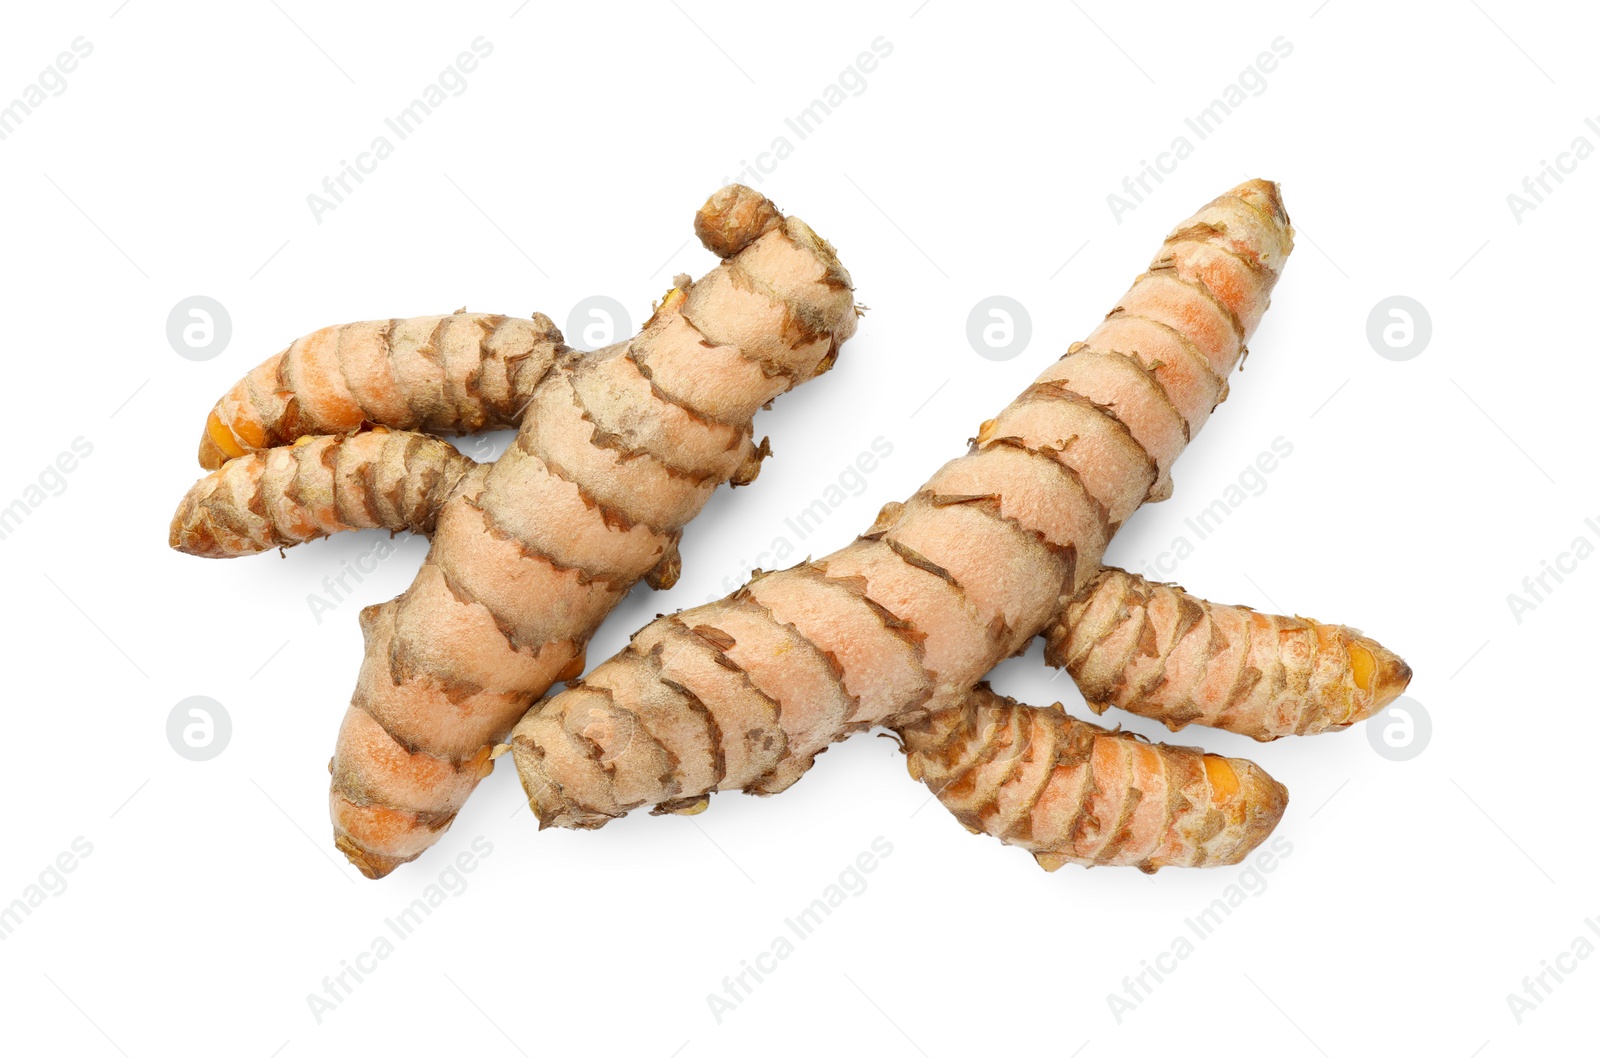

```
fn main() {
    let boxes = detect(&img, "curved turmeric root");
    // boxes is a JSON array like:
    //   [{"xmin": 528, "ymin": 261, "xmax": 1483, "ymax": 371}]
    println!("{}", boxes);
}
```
[
  {"xmin": 511, "ymin": 179, "xmax": 1299, "ymax": 836},
  {"xmin": 324, "ymin": 187, "xmax": 857, "ymax": 877},
  {"xmin": 898, "ymin": 685, "xmax": 1288, "ymax": 872},
  {"xmin": 171, "ymin": 185, "xmax": 859, "ymax": 878},
  {"xmin": 170, "ymin": 430, "xmax": 474, "ymax": 558},
  {"xmin": 196, "ymin": 312, "xmax": 563, "ymax": 470},
  {"xmin": 1045, "ymin": 568, "xmax": 1413, "ymax": 740},
  {"xmin": 897, "ymin": 569, "xmax": 1410, "ymax": 871}
]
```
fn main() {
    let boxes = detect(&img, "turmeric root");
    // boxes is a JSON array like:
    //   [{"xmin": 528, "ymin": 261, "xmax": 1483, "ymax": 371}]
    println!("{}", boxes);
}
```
[
  {"xmin": 1045, "ymin": 568, "xmax": 1413, "ymax": 740},
  {"xmin": 509, "ymin": 179, "xmax": 1311, "ymax": 860},
  {"xmin": 170, "ymin": 430, "xmax": 473, "ymax": 558},
  {"xmin": 194, "ymin": 312, "xmax": 563, "ymax": 470},
  {"xmin": 898, "ymin": 685, "xmax": 1288, "ymax": 872},
  {"xmin": 170, "ymin": 186, "xmax": 859, "ymax": 878}
]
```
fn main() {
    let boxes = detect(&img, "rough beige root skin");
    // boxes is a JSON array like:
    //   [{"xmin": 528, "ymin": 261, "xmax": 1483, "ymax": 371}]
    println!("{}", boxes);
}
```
[
  {"xmin": 898, "ymin": 685, "xmax": 1289, "ymax": 872},
  {"xmin": 1046, "ymin": 568, "xmax": 1413, "ymax": 740},
  {"xmin": 314, "ymin": 187, "xmax": 855, "ymax": 876},
  {"xmin": 511, "ymin": 180, "xmax": 1299, "ymax": 871},
  {"xmin": 196, "ymin": 312, "xmax": 564, "ymax": 470},
  {"xmin": 171, "ymin": 430, "xmax": 473, "ymax": 558},
  {"xmin": 171, "ymin": 186, "xmax": 858, "ymax": 878}
]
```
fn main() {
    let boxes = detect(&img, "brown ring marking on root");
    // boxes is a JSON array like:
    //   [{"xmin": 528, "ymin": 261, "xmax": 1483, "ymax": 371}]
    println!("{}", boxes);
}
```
[
  {"xmin": 915, "ymin": 488, "xmax": 1083, "ymax": 575},
  {"xmin": 929, "ymin": 700, "xmax": 1034, "ymax": 832},
  {"xmin": 638, "ymin": 639, "xmax": 729, "ymax": 790},
  {"xmin": 997, "ymin": 707, "xmax": 1066, "ymax": 846},
  {"xmin": 1159, "ymin": 227, "xmax": 1277, "ymax": 280},
  {"xmin": 629, "ymin": 353, "xmax": 752, "ymax": 438},
  {"xmin": 790, "ymin": 561, "xmax": 937, "ymax": 726},
  {"xmin": 1103, "ymin": 310, "xmax": 1229, "ymax": 393},
  {"xmin": 429, "ymin": 554, "xmax": 568, "ymax": 662},
  {"xmin": 712, "ymin": 259, "xmax": 818, "ymax": 382},
  {"xmin": 466, "ymin": 493, "xmax": 639, "ymax": 592},
  {"xmin": 1016, "ymin": 382, "xmax": 1161, "ymax": 493},
  {"xmin": 728, "ymin": 584, "xmax": 864, "ymax": 726},
  {"xmin": 1216, "ymin": 611, "xmax": 1267, "ymax": 735},
  {"xmin": 1072, "ymin": 343, "xmax": 1193, "ymax": 443},
  {"xmin": 1125, "ymin": 587, "xmax": 1209, "ymax": 704},
  {"xmin": 559, "ymin": 373, "xmax": 735, "ymax": 487},
  {"xmin": 658, "ymin": 614, "xmax": 789, "ymax": 793},
  {"xmin": 980, "ymin": 436, "xmax": 1114, "ymax": 543},
  {"xmin": 510, "ymin": 419, "xmax": 675, "ymax": 539},
  {"xmin": 586, "ymin": 352, "xmax": 753, "ymax": 457},
  {"xmin": 1064, "ymin": 730, "xmax": 1119, "ymax": 861},
  {"xmin": 611, "ymin": 646, "xmax": 689, "ymax": 801},
  {"xmin": 1137, "ymin": 263, "xmax": 1248, "ymax": 344}
]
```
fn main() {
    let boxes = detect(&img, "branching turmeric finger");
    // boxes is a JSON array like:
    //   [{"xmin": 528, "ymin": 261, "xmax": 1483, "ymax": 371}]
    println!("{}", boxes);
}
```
[
  {"xmin": 511, "ymin": 179, "xmax": 1296, "ymax": 831},
  {"xmin": 176, "ymin": 176, "xmax": 1414, "ymax": 877},
  {"xmin": 897, "ymin": 685, "xmax": 1289, "ymax": 873},
  {"xmin": 322, "ymin": 186, "xmax": 859, "ymax": 878},
  {"xmin": 170, "ymin": 185, "xmax": 859, "ymax": 879},
  {"xmin": 196, "ymin": 312, "xmax": 565, "ymax": 470},
  {"xmin": 170, "ymin": 431, "xmax": 473, "ymax": 558},
  {"xmin": 1044, "ymin": 568, "xmax": 1413, "ymax": 740}
]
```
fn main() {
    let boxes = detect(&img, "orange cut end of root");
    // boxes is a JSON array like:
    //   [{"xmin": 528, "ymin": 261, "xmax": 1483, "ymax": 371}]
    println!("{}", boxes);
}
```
[
  {"xmin": 1204, "ymin": 756, "xmax": 1240, "ymax": 803},
  {"xmin": 1348, "ymin": 641, "xmax": 1376, "ymax": 693},
  {"xmin": 1349, "ymin": 637, "xmax": 1413, "ymax": 719},
  {"xmin": 556, "ymin": 648, "xmax": 587, "ymax": 683},
  {"xmin": 205, "ymin": 411, "xmax": 248, "ymax": 461}
]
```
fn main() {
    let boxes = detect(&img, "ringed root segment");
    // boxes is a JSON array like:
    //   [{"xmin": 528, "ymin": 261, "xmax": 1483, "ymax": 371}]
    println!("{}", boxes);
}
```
[
  {"xmin": 330, "ymin": 187, "xmax": 857, "ymax": 877},
  {"xmin": 512, "ymin": 180, "xmax": 1315, "ymax": 868},
  {"xmin": 1046, "ymin": 568, "xmax": 1413, "ymax": 741},
  {"xmin": 170, "ymin": 430, "xmax": 473, "ymax": 558},
  {"xmin": 898, "ymin": 685, "xmax": 1288, "ymax": 872},
  {"xmin": 171, "ymin": 185, "xmax": 859, "ymax": 878},
  {"xmin": 196, "ymin": 312, "xmax": 565, "ymax": 470}
]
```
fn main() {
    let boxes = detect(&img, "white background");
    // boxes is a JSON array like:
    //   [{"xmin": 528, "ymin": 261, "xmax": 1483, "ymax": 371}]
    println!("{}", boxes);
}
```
[{"xmin": 1, "ymin": 1, "xmax": 1593, "ymax": 1054}]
